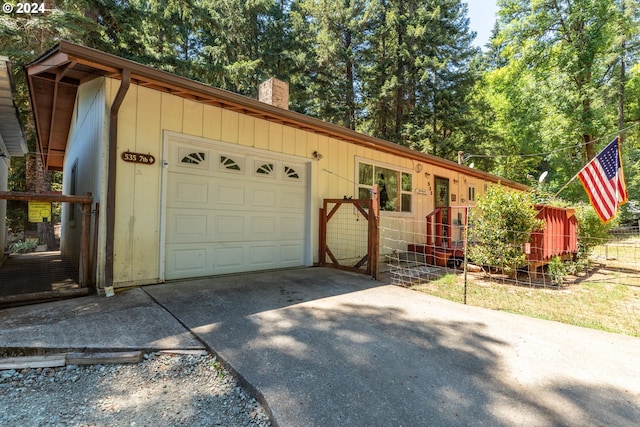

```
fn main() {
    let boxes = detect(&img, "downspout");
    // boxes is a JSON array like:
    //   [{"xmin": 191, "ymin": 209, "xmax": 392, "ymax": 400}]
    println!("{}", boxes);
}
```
[{"xmin": 104, "ymin": 69, "xmax": 131, "ymax": 290}]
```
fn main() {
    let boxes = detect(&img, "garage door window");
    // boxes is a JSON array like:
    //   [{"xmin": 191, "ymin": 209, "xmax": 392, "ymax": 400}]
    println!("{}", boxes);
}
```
[
  {"xmin": 284, "ymin": 165, "xmax": 300, "ymax": 179},
  {"xmin": 180, "ymin": 151, "xmax": 207, "ymax": 168},
  {"xmin": 219, "ymin": 155, "xmax": 242, "ymax": 172},
  {"xmin": 255, "ymin": 162, "xmax": 275, "ymax": 176}
]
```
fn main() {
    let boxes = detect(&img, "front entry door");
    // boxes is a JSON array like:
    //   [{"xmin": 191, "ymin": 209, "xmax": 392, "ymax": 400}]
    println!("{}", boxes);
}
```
[{"xmin": 434, "ymin": 176, "xmax": 449, "ymax": 241}]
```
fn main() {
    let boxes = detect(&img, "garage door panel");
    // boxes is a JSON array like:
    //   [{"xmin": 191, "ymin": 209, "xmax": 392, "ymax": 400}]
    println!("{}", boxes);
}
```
[
  {"xmin": 167, "ymin": 247, "xmax": 208, "ymax": 277},
  {"xmin": 214, "ymin": 245, "xmax": 245, "ymax": 272},
  {"xmin": 166, "ymin": 209, "xmax": 213, "ymax": 243},
  {"xmin": 250, "ymin": 187, "xmax": 277, "ymax": 207},
  {"xmin": 281, "ymin": 214, "xmax": 305, "ymax": 230},
  {"xmin": 250, "ymin": 216, "xmax": 277, "ymax": 235},
  {"xmin": 168, "ymin": 173, "xmax": 212, "ymax": 207},
  {"xmin": 249, "ymin": 245, "xmax": 277, "ymax": 266},
  {"xmin": 282, "ymin": 189, "xmax": 306, "ymax": 210},
  {"xmin": 175, "ymin": 182, "xmax": 208, "ymax": 203},
  {"xmin": 217, "ymin": 184, "xmax": 246, "ymax": 205},
  {"xmin": 176, "ymin": 214, "xmax": 208, "ymax": 235},
  {"xmin": 281, "ymin": 243, "xmax": 305, "ymax": 263},
  {"xmin": 214, "ymin": 215, "xmax": 245, "ymax": 239}
]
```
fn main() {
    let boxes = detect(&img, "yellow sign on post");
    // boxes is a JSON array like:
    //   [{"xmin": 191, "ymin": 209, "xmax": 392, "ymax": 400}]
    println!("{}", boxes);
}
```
[{"xmin": 28, "ymin": 202, "xmax": 52, "ymax": 223}]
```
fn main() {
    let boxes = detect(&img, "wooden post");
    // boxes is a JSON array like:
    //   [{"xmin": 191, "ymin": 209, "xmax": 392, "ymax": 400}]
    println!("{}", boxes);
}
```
[
  {"xmin": 447, "ymin": 207, "xmax": 453, "ymax": 249},
  {"xmin": 369, "ymin": 185, "xmax": 380, "ymax": 280},
  {"xmin": 426, "ymin": 215, "xmax": 433, "ymax": 246},
  {"xmin": 79, "ymin": 192, "xmax": 92, "ymax": 287},
  {"xmin": 435, "ymin": 209, "xmax": 443, "ymax": 247},
  {"xmin": 91, "ymin": 203, "xmax": 100, "ymax": 286},
  {"xmin": 463, "ymin": 207, "xmax": 469, "ymax": 304},
  {"xmin": 319, "ymin": 207, "xmax": 326, "ymax": 265}
]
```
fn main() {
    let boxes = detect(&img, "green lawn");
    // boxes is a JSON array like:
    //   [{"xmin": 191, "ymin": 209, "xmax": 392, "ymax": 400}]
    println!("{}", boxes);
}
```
[{"xmin": 411, "ymin": 270, "xmax": 640, "ymax": 337}]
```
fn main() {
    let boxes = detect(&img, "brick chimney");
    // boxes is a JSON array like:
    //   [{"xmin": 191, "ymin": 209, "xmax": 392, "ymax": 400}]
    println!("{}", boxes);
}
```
[{"xmin": 259, "ymin": 78, "xmax": 289, "ymax": 110}]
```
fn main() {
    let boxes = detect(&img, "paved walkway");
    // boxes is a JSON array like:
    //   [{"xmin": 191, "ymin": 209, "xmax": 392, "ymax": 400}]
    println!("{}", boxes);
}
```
[
  {"xmin": 2, "ymin": 267, "xmax": 640, "ymax": 426},
  {"xmin": 0, "ymin": 286, "xmax": 201, "ymax": 351}
]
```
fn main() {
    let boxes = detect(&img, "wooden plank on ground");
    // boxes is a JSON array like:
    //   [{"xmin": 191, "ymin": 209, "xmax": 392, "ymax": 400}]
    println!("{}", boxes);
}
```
[
  {"xmin": 0, "ymin": 354, "xmax": 66, "ymax": 370},
  {"xmin": 65, "ymin": 351, "xmax": 143, "ymax": 365},
  {"xmin": 0, "ymin": 288, "xmax": 90, "ymax": 307},
  {"xmin": 158, "ymin": 349, "xmax": 209, "ymax": 356}
]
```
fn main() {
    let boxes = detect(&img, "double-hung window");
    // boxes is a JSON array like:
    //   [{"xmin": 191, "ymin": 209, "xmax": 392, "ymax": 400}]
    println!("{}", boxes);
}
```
[{"xmin": 357, "ymin": 161, "xmax": 412, "ymax": 212}]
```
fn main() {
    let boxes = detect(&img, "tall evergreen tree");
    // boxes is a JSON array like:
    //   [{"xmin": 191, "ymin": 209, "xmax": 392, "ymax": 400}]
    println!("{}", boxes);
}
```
[
  {"xmin": 360, "ymin": 0, "xmax": 478, "ymax": 157},
  {"xmin": 289, "ymin": 0, "xmax": 370, "ymax": 129}
]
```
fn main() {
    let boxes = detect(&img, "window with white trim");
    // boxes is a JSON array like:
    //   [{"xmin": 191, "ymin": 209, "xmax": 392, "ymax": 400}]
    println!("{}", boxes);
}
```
[
  {"xmin": 468, "ymin": 186, "xmax": 476, "ymax": 202},
  {"xmin": 357, "ymin": 162, "xmax": 412, "ymax": 212}
]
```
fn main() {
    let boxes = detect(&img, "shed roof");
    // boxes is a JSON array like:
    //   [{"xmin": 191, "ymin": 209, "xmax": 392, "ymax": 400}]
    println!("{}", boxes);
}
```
[
  {"xmin": 25, "ymin": 41, "xmax": 528, "ymax": 190},
  {"xmin": 0, "ymin": 57, "xmax": 27, "ymax": 158}
]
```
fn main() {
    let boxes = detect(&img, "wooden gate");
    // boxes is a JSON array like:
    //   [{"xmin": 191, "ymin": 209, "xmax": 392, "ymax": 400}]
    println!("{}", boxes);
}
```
[{"xmin": 319, "ymin": 189, "xmax": 380, "ymax": 279}]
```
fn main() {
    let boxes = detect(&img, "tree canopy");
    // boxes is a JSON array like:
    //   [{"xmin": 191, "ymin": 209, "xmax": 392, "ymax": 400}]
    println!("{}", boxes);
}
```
[{"xmin": 1, "ymin": 0, "xmax": 639, "ymax": 222}]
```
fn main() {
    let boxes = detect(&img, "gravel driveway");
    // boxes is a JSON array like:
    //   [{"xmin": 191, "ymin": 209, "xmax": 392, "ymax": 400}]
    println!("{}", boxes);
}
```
[{"xmin": 0, "ymin": 352, "xmax": 271, "ymax": 426}]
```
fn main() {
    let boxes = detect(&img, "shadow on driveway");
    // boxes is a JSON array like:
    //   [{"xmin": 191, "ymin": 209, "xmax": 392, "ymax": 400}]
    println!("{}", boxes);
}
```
[{"xmin": 145, "ymin": 267, "xmax": 640, "ymax": 426}]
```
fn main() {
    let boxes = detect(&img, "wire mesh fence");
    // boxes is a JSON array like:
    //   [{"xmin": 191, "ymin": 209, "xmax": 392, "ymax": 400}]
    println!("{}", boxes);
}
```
[
  {"xmin": 381, "ymin": 216, "xmax": 640, "ymax": 337},
  {"xmin": 324, "ymin": 201, "xmax": 369, "ymax": 269},
  {"xmin": 0, "ymin": 201, "xmax": 78, "ymax": 305}
]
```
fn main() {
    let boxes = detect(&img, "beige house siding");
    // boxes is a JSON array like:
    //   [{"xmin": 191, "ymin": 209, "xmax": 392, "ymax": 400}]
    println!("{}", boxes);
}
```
[
  {"xmin": 62, "ymin": 77, "xmax": 108, "ymax": 282},
  {"xmin": 106, "ymin": 81, "xmax": 163, "ymax": 286}
]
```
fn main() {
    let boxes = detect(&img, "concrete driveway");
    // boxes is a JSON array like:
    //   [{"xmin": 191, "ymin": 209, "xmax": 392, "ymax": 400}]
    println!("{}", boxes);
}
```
[{"xmin": 145, "ymin": 267, "xmax": 640, "ymax": 426}]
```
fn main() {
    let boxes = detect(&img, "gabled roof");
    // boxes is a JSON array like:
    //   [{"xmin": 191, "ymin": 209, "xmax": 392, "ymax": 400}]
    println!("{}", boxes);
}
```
[
  {"xmin": 0, "ymin": 57, "xmax": 27, "ymax": 158},
  {"xmin": 25, "ymin": 41, "xmax": 528, "ymax": 190}
]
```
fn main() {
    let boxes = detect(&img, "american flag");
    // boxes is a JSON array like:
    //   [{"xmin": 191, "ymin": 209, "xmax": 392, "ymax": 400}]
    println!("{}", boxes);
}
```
[{"xmin": 578, "ymin": 137, "xmax": 628, "ymax": 223}]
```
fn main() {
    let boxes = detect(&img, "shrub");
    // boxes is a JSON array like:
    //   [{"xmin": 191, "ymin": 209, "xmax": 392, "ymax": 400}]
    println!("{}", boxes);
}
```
[
  {"xmin": 9, "ymin": 240, "xmax": 39, "ymax": 254},
  {"xmin": 469, "ymin": 184, "xmax": 544, "ymax": 275},
  {"xmin": 548, "ymin": 256, "xmax": 567, "ymax": 285}
]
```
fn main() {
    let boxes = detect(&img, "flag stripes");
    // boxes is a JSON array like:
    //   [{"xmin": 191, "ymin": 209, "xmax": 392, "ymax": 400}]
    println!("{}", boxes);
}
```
[{"xmin": 577, "ymin": 137, "xmax": 628, "ymax": 223}]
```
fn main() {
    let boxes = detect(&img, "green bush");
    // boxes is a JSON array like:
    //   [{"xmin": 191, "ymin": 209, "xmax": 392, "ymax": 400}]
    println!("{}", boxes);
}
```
[
  {"xmin": 548, "ymin": 256, "xmax": 567, "ymax": 285},
  {"xmin": 469, "ymin": 184, "xmax": 544, "ymax": 275}
]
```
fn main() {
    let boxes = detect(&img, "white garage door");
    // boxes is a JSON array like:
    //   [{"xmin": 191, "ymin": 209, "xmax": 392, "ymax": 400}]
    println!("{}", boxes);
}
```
[{"xmin": 164, "ymin": 137, "xmax": 309, "ymax": 280}]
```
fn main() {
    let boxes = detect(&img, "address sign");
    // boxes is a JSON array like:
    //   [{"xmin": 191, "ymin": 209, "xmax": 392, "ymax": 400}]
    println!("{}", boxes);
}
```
[{"xmin": 121, "ymin": 151, "xmax": 156, "ymax": 165}]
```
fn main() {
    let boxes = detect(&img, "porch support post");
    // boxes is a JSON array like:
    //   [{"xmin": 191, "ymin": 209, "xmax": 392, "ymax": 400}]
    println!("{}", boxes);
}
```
[
  {"xmin": 79, "ymin": 192, "xmax": 92, "ymax": 287},
  {"xmin": 104, "ymin": 70, "xmax": 130, "ymax": 291},
  {"xmin": 369, "ymin": 184, "xmax": 380, "ymax": 280}
]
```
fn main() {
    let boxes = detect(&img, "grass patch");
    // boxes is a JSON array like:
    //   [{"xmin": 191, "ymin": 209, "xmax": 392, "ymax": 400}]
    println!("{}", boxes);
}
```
[
  {"xmin": 591, "ymin": 236, "xmax": 640, "ymax": 272},
  {"xmin": 411, "ymin": 272, "xmax": 640, "ymax": 337}
]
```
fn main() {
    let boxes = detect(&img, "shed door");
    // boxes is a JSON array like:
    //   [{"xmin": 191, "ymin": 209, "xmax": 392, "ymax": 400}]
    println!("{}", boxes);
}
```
[
  {"xmin": 164, "ymin": 138, "xmax": 309, "ymax": 280},
  {"xmin": 434, "ymin": 176, "xmax": 450, "ymax": 239}
]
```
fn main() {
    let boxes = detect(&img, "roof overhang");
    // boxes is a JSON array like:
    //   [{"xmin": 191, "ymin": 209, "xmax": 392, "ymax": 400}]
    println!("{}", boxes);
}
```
[
  {"xmin": 0, "ymin": 56, "xmax": 27, "ymax": 159},
  {"xmin": 24, "ymin": 41, "xmax": 528, "ymax": 190}
]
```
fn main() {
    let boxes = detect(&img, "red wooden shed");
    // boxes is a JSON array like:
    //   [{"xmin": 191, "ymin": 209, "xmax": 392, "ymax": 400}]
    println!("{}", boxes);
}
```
[{"xmin": 527, "ymin": 205, "xmax": 578, "ymax": 277}]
